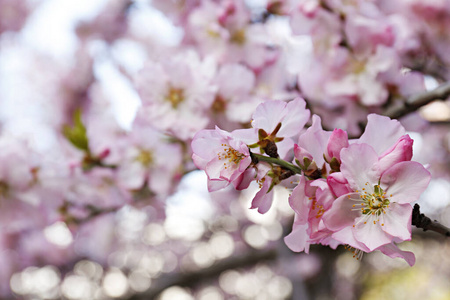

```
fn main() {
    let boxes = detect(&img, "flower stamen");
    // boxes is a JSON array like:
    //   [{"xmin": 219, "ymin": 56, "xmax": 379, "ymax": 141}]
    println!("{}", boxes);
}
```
[
  {"xmin": 344, "ymin": 245, "xmax": 364, "ymax": 261},
  {"xmin": 350, "ymin": 183, "xmax": 391, "ymax": 228}
]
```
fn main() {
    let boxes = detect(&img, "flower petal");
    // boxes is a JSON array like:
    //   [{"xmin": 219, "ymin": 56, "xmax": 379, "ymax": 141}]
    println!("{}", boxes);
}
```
[
  {"xmin": 250, "ymin": 178, "xmax": 274, "ymax": 214},
  {"xmin": 340, "ymin": 143, "xmax": 380, "ymax": 191},
  {"xmin": 205, "ymin": 156, "xmax": 226, "ymax": 179},
  {"xmin": 377, "ymin": 243, "xmax": 415, "ymax": 266},
  {"xmin": 278, "ymin": 97, "xmax": 310, "ymax": 137},
  {"xmin": 191, "ymin": 129, "xmax": 222, "ymax": 167},
  {"xmin": 358, "ymin": 114, "xmax": 405, "ymax": 155},
  {"xmin": 322, "ymin": 193, "xmax": 362, "ymax": 231},
  {"xmin": 252, "ymin": 100, "xmax": 288, "ymax": 135},
  {"xmin": 234, "ymin": 168, "xmax": 256, "ymax": 190},
  {"xmin": 331, "ymin": 227, "xmax": 369, "ymax": 252},
  {"xmin": 380, "ymin": 202, "xmax": 412, "ymax": 242},
  {"xmin": 297, "ymin": 115, "xmax": 332, "ymax": 166},
  {"xmin": 207, "ymin": 179, "xmax": 230, "ymax": 192},
  {"xmin": 284, "ymin": 222, "xmax": 310, "ymax": 253},
  {"xmin": 381, "ymin": 161, "xmax": 431, "ymax": 204},
  {"xmin": 288, "ymin": 176, "xmax": 309, "ymax": 223},
  {"xmin": 216, "ymin": 63, "xmax": 255, "ymax": 98},
  {"xmin": 276, "ymin": 138, "xmax": 295, "ymax": 160},
  {"xmin": 231, "ymin": 128, "xmax": 258, "ymax": 145},
  {"xmin": 327, "ymin": 172, "xmax": 352, "ymax": 198},
  {"xmin": 353, "ymin": 215, "xmax": 393, "ymax": 251}
]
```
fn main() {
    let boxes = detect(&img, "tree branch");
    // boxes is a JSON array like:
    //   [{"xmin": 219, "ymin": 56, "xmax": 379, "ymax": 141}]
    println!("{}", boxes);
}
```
[
  {"xmin": 128, "ymin": 247, "xmax": 278, "ymax": 299},
  {"xmin": 385, "ymin": 81, "xmax": 450, "ymax": 119},
  {"xmin": 412, "ymin": 204, "xmax": 450, "ymax": 237}
]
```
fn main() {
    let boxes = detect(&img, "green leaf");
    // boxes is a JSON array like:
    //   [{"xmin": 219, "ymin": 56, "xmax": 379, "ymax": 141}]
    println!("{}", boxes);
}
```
[{"xmin": 63, "ymin": 109, "xmax": 89, "ymax": 151}]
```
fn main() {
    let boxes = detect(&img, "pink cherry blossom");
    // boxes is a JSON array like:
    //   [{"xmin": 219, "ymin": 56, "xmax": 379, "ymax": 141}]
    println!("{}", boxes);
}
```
[
  {"xmin": 290, "ymin": 1, "xmax": 342, "ymax": 52},
  {"xmin": 191, "ymin": 126, "xmax": 253, "ymax": 192},
  {"xmin": 134, "ymin": 50, "xmax": 216, "ymax": 140},
  {"xmin": 0, "ymin": 138, "xmax": 55, "ymax": 233},
  {"xmin": 323, "ymin": 143, "xmax": 431, "ymax": 251},
  {"xmin": 285, "ymin": 176, "xmax": 340, "ymax": 253},
  {"xmin": 344, "ymin": 11, "xmax": 395, "ymax": 57},
  {"xmin": 241, "ymin": 99, "xmax": 312, "ymax": 213},
  {"xmin": 186, "ymin": 0, "xmax": 277, "ymax": 71},
  {"xmin": 114, "ymin": 121, "xmax": 183, "ymax": 198},
  {"xmin": 67, "ymin": 168, "xmax": 131, "ymax": 209},
  {"xmin": 211, "ymin": 63, "xmax": 263, "ymax": 124},
  {"xmin": 400, "ymin": 0, "xmax": 450, "ymax": 73}
]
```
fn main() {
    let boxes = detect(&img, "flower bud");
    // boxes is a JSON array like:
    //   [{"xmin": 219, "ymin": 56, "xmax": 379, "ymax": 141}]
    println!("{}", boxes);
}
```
[
  {"xmin": 294, "ymin": 144, "xmax": 313, "ymax": 169},
  {"xmin": 325, "ymin": 129, "xmax": 349, "ymax": 163}
]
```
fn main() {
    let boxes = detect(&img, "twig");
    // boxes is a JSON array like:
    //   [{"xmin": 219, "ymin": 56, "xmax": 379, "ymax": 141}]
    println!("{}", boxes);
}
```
[
  {"xmin": 251, "ymin": 153, "xmax": 303, "ymax": 175},
  {"xmin": 385, "ymin": 81, "xmax": 450, "ymax": 119},
  {"xmin": 412, "ymin": 204, "xmax": 450, "ymax": 237}
]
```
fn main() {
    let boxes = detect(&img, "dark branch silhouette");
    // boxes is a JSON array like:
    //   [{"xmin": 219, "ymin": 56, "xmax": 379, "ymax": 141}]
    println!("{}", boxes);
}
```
[
  {"xmin": 412, "ymin": 204, "xmax": 450, "ymax": 237},
  {"xmin": 129, "ymin": 247, "xmax": 278, "ymax": 299},
  {"xmin": 385, "ymin": 81, "xmax": 450, "ymax": 119}
]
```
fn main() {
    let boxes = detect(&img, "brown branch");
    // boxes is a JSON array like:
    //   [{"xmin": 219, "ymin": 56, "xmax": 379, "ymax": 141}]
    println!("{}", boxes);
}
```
[
  {"xmin": 412, "ymin": 204, "xmax": 450, "ymax": 237},
  {"xmin": 385, "ymin": 81, "xmax": 450, "ymax": 119},
  {"xmin": 128, "ymin": 247, "xmax": 278, "ymax": 299}
]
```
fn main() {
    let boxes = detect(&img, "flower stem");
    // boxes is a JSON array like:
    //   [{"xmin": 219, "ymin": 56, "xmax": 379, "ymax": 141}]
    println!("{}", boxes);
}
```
[{"xmin": 251, "ymin": 153, "xmax": 303, "ymax": 175}]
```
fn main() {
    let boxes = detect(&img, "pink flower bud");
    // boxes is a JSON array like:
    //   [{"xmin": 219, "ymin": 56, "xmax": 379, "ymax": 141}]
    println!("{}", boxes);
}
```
[
  {"xmin": 378, "ymin": 135, "xmax": 413, "ymax": 174},
  {"xmin": 325, "ymin": 129, "xmax": 348, "ymax": 163},
  {"xmin": 294, "ymin": 144, "xmax": 314, "ymax": 168}
]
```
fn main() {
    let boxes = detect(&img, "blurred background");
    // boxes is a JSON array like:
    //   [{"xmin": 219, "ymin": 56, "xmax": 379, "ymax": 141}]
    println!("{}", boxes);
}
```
[{"xmin": 0, "ymin": 0, "xmax": 450, "ymax": 299}]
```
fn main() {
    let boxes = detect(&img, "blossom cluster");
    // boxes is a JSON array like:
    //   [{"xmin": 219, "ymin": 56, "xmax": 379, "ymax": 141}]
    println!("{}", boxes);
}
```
[{"xmin": 192, "ymin": 98, "xmax": 431, "ymax": 265}]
